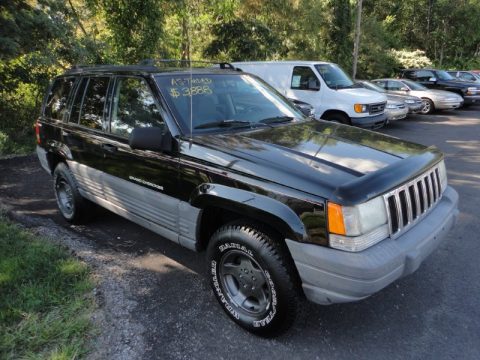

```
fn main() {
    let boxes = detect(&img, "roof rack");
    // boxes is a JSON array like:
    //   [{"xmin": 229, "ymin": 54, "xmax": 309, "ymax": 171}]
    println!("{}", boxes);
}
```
[{"xmin": 138, "ymin": 59, "xmax": 239, "ymax": 70}]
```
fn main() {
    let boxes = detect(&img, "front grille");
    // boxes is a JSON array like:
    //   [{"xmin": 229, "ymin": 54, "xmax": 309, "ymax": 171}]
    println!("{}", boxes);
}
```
[
  {"xmin": 383, "ymin": 165, "xmax": 444, "ymax": 236},
  {"xmin": 369, "ymin": 102, "xmax": 386, "ymax": 114}
]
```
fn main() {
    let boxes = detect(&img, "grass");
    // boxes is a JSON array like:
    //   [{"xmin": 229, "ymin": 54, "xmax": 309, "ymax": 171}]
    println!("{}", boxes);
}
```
[{"xmin": 0, "ymin": 217, "xmax": 95, "ymax": 359}]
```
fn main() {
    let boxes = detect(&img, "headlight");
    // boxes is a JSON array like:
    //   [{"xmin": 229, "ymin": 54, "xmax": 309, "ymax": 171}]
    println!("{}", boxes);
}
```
[
  {"xmin": 327, "ymin": 197, "xmax": 389, "ymax": 252},
  {"xmin": 354, "ymin": 104, "xmax": 368, "ymax": 113},
  {"xmin": 404, "ymin": 99, "xmax": 415, "ymax": 104},
  {"xmin": 466, "ymin": 87, "xmax": 479, "ymax": 95},
  {"xmin": 386, "ymin": 104, "xmax": 397, "ymax": 109},
  {"xmin": 438, "ymin": 160, "xmax": 447, "ymax": 191}
]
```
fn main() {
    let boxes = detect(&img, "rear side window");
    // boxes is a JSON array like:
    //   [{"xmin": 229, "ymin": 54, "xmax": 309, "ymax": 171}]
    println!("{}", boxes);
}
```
[
  {"xmin": 110, "ymin": 77, "xmax": 163, "ymax": 137},
  {"xmin": 373, "ymin": 80, "xmax": 387, "ymax": 89},
  {"xmin": 291, "ymin": 66, "xmax": 320, "ymax": 91},
  {"xmin": 44, "ymin": 77, "xmax": 75, "ymax": 120},
  {"xmin": 69, "ymin": 78, "xmax": 88, "ymax": 124},
  {"xmin": 79, "ymin": 77, "xmax": 110, "ymax": 130}
]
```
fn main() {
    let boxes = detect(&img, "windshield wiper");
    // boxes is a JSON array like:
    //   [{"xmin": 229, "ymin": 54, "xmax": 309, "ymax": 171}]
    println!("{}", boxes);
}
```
[
  {"xmin": 194, "ymin": 119, "xmax": 251, "ymax": 129},
  {"xmin": 259, "ymin": 116, "xmax": 294, "ymax": 124}
]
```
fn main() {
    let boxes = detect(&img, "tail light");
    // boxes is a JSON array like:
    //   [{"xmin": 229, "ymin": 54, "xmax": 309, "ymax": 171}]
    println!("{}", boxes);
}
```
[{"xmin": 34, "ymin": 119, "xmax": 42, "ymax": 144}]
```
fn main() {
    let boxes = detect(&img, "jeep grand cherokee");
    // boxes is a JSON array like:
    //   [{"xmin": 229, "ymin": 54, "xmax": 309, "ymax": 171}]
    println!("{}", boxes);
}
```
[{"xmin": 35, "ymin": 63, "xmax": 459, "ymax": 337}]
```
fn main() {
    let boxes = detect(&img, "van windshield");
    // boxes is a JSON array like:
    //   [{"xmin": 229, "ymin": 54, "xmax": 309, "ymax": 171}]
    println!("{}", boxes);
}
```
[
  {"xmin": 315, "ymin": 64, "xmax": 354, "ymax": 89},
  {"xmin": 156, "ymin": 73, "xmax": 304, "ymax": 134}
]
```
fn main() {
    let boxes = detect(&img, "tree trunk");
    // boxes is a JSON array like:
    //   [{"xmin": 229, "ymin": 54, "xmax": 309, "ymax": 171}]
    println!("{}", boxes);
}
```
[{"xmin": 352, "ymin": 0, "xmax": 362, "ymax": 79}]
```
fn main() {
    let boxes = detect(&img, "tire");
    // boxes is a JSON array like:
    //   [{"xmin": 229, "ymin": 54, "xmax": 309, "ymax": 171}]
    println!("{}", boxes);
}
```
[
  {"xmin": 324, "ymin": 112, "xmax": 351, "ymax": 125},
  {"xmin": 420, "ymin": 98, "xmax": 434, "ymax": 114},
  {"xmin": 53, "ymin": 162, "xmax": 91, "ymax": 223},
  {"xmin": 207, "ymin": 221, "xmax": 299, "ymax": 337}
]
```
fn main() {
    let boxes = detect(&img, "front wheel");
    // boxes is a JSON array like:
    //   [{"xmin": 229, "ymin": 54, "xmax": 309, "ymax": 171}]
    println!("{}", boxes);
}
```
[
  {"xmin": 420, "ymin": 98, "xmax": 434, "ymax": 114},
  {"xmin": 206, "ymin": 222, "xmax": 299, "ymax": 337}
]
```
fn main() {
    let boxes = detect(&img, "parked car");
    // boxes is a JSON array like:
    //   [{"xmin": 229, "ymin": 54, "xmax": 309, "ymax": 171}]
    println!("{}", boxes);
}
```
[
  {"xmin": 357, "ymin": 80, "xmax": 423, "ymax": 114},
  {"xmin": 373, "ymin": 78, "xmax": 463, "ymax": 114},
  {"xmin": 399, "ymin": 68, "xmax": 480, "ymax": 105},
  {"xmin": 447, "ymin": 70, "xmax": 480, "ymax": 84},
  {"xmin": 36, "ymin": 63, "xmax": 459, "ymax": 337},
  {"xmin": 232, "ymin": 61, "xmax": 388, "ymax": 129}
]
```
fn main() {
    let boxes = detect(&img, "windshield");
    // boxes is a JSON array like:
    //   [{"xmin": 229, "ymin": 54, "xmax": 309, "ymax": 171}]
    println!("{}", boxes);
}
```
[
  {"xmin": 401, "ymin": 79, "xmax": 428, "ymax": 91},
  {"xmin": 156, "ymin": 74, "xmax": 304, "ymax": 134},
  {"xmin": 360, "ymin": 81, "xmax": 386, "ymax": 93},
  {"xmin": 314, "ymin": 64, "xmax": 354, "ymax": 89},
  {"xmin": 436, "ymin": 70, "xmax": 454, "ymax": 81}
]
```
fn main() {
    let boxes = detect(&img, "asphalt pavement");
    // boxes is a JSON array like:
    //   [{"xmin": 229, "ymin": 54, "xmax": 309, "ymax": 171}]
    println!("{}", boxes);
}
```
[{"xmin": 1, "ymin": 108, "xmax": 479, "ymax": 360}]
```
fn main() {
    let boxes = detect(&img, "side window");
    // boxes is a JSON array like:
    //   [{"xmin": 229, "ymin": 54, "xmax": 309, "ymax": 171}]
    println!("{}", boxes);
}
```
[
  {"xmin": 387, "ymin": 80, "xmax": 404, "ymax": 91},
  {"xmin": 460, "ymin": 72, "xmax": 474, "ymax": 81},
  {"xmin": 416, "ymin": 70, "xmax": 434, "ymax": 81},
  {"xmin": 373, "ymin": 80, "xmax": 387, "ymax": 89},
  {"xmin": 69, "ymin": 78, "xmax": 88, "ymax": 124},
  {"xmin": 79, "ymin": 77, "xmax": 110, "ymax": 130},
  {"xmin": 111, "ymin": 77, "xmax": 163, "ymax": 137},
  {"xmin": 403, "ymin": 71, "xmax": 416, "ymax": 79},
  {"xmin": 44, "ymin": 77, "xmax": 75, "ymax": 120},
  {"xmin": 291, "ymin": 66, "xmax": 320, "ymax": 91}
]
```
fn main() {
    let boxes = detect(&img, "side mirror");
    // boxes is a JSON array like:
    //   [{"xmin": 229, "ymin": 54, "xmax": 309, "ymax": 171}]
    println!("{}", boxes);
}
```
[
  {"xmin": 428, "ymin": 77, "xmax": 437, "ymax": 82},
  {"xmin": 400, "ymin": 86, "xmax": 409, "ymax": 91},
  {"xmin": 129, "ymin": 126, "xmax": 173, "ymax": 152},
  {"xmin": 289, "ymin": 98, "xmax": 315, "ymax": 117}
]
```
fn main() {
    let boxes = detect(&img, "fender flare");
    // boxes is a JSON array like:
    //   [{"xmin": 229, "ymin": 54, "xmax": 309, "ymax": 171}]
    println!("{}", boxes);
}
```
[{"xmin": 190, "ymin": 183, "xmax": 308, "ymax": 242}]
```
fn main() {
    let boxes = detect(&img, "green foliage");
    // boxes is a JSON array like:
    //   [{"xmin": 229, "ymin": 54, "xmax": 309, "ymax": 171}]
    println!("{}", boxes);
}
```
[
  {"xmin": 0, "ymin": 217, "xmax": 94, "ymax": 359},
  {"xmin": 204, "ymin": 18, "xmax": 281, "ymax": 61}
]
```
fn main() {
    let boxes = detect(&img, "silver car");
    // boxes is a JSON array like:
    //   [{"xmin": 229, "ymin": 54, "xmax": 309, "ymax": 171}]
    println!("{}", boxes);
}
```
[
  {"xmin": 373, "ymin": 78, "xmax": 463, "ymax": 114},
  {"xmin": 358, "ymin": 80, "xmax": 423, "ymax": 114}
]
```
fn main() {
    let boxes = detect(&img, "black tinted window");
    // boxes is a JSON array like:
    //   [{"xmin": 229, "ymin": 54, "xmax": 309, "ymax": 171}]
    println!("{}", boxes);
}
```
[
  {"xmin": 291, "ymin": 66, "xmax": 320, "ymax": 91},
  {"xmin": 69, "ymin": 78, "xmax": 88, "ymax": 124},
  {"xmin": 416, "ymin": 70, "xmax": 434, "ymax": 81},
  {"xmin": 79, "ymin": 77, "xmax": 110, "ymax": 130},
  {"xmin": 111, "ymin": 77, "xmax": 163, "ymax": 137},
  {"xmin": 44, "ymin": 77, "xmax": 75, "ymax": 120}
]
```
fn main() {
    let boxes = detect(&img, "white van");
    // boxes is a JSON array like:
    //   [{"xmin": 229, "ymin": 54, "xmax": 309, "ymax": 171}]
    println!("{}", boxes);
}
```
[{"xmin": 232, "ymin": 61, "xmax": 388, "ymax": 128}]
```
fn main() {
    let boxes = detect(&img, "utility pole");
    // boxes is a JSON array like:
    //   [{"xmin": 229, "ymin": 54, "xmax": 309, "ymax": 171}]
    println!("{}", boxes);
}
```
[{"xmin": 352, "ymin": 0, "xmax": 363, "ymax": 80}]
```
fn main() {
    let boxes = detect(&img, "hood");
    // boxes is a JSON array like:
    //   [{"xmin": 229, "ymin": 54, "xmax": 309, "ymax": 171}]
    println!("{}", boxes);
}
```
[
  {"xmin": 386, "ymin": 93, "xmax": 420, "ymax": 102},
  {"xmin": 337, "ymin": 87, "xmax": 387, "ymax": 103},
  {"xmin": 184, "ymin": 120, "xmax": 440, "ymax": 203}
]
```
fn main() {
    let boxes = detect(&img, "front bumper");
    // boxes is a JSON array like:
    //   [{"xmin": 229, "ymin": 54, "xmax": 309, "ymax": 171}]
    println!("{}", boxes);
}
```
[
  {"xmin": 386, "ymin": 107, "xmax": 408, "ymax": 121},
  {"xmin": 286, "ymin": 186, "xmax": 459, "ymax": 305},
  {"xmin": 463, "ymin": 94, "xmax": 480, "ymax": 105},
  {"xmin": 407, "ymin": 103, "xmax": 423, "ymax": 113},
  {"xmin": 351, "ymin": 112, "xmax": 387, "ymax": 129},
  {"xmin": 435, "ymin": 99, "xmax": 462, "ymax": 110}
]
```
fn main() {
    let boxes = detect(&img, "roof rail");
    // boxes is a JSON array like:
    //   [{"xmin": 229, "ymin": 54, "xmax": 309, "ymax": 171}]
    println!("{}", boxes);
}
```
[{"xmin": 138, "ymin": 59, "xmax": 239, "ymax": 70}]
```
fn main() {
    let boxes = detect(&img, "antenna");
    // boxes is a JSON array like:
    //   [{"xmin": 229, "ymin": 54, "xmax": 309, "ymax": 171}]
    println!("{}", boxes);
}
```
[{"xmin": 189, "ymin": 24, "xmax": 193, "ymax": 147}]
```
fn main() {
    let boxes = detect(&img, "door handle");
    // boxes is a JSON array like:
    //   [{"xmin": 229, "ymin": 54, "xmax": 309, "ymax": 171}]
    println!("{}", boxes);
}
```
[{"xmin": 101, "ymin": 143, "xmax": 118, "ymax": 153}]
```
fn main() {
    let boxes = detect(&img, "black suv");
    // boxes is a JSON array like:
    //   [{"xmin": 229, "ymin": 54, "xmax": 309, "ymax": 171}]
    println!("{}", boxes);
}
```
[
  {"xmin": 399, "ymin": 68, "xmax": 480, "ymax": 105},
  {"xmin": 36, "ymin": 62, "xmax": 459, "ymax": 336}
]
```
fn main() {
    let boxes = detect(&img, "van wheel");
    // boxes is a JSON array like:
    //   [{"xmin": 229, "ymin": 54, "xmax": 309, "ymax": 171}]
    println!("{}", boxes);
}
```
[
  {"xmin": 420, "ymin": 98, "xmax": 434, "ymax": 114},
  {"xmin": 206, "ymin": 221, "xmax": 298, "ymax": 337},
  {"xmin": 53, "ymin": 163, "xmax": 91, "ymax": 223},
  {"xmin": 324, "ymin": 113, "xmax": 351, "ymax": 125}
]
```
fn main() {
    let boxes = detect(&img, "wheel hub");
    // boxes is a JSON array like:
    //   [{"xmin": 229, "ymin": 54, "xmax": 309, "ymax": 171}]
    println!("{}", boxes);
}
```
[{"xmin": 219, "ymin": 250, "xmax": 271, "ymax": 315}]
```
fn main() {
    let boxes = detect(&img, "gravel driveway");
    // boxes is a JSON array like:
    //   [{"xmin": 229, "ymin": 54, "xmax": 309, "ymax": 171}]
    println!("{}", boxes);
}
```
[{"xmin": 1, "ymin": 108, "xmax": 479, "ymax": 360}]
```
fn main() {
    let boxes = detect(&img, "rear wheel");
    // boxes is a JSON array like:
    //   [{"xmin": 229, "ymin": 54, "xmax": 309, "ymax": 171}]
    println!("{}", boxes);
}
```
[
  {"xmin": 53, "ymin": 163, "xmax": 91, "ymax": 223},
  {"xmin": 420, "ymin": 98, "xmax": 434, "ymax": 114},
  {"xmin": 207, "ymin": 221, "xmax": 299, "ymax": 337}
]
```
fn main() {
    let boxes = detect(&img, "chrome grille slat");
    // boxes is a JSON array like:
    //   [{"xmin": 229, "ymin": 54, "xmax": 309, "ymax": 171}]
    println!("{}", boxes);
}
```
[{"xmin": 383, "ymin": 164, "xmax": 444, "ymax": 238}]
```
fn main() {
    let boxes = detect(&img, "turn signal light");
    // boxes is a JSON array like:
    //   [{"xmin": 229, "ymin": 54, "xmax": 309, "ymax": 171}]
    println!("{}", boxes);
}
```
[
  {"xmin": 34, "ymin": 120, "xmax": 41, "ymax": 144},
  {"xmin": 327, "ymin": 202, "xmax": 346, "ymax": 235}
]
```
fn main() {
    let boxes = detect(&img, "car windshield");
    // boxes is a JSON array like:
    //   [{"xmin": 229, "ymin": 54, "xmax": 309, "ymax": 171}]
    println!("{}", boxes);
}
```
[
  {"xmin": 360, "ymin": 81, "xmax": 386, "ymax": 93},
  {"xmin": 315, "ymin": 63, "xmax": 354, "ymax": 89},
  {"xmin": 156, "ymin": 73, "xmax": 304, "ymax": 134},
  {"xmin": 401, "ymin": 79, "xmax": 428, "ymax": 91},
  {"xmin": 436, "ymin": 70, "xmax": 454, "ymax": 80}
]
